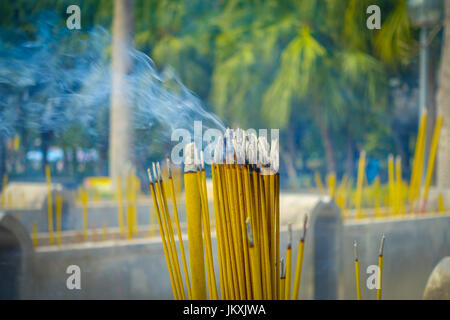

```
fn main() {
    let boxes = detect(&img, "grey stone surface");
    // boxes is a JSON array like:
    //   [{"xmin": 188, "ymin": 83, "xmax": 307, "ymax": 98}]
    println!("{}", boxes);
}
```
[
  {"xmin": 0, "ymin": 213, "xmax": 33, "ymax": 299},
  {"xmin": 423, "ymin": 256, "xmax": 450, "ymax": 299},
  {"xmin": 1, "ymin": 202, "xmax": 450, "ymax": 299}
]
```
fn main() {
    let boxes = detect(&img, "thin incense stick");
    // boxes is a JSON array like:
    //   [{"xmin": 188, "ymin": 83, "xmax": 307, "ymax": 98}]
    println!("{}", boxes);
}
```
[
  {"xmin": 147, "ymin": 169, "xmax": 178, "ymax": 299},
  {"xmin": 45, "ymin": 165, "xmax": 54, "ymax": 244},
  {"xmin": 56, "ymin": 193, "xmax": 63, "ymax": 245},
  {"xmin": 421, "ymin": 115, "xmax": 443, "ymax": 213},
  {"xmin": 116, "ymin": 176, "xmax": 125, "ymax": 236},
  {"xmin": 154, "ymin": 163, "xmax": 185, "ymax": 300},
  {"xmin": 284, "ymin": 223, "xmax": 292, "ymax": 300},
  {"xmin": 354, "ymin": 241, "xmax": 361, "ymax": 300},
  {"xmin": 438, "ymin": 193, "xmax": 445, "ymax": 214},
  {"xmin": 377, "ymin": 234, "xmax": 385, "ymax": 300},
  {"xmin": 388, "ymin": 155, "xmax": 395, "ymax": 216},
  {"xmin": 246, "ymin": 217, "xmax": 263, "ymax": 299},
  {"xmin": 280, "ymin": 257, "xmax": 285, "ymax": 300},
  {"xmin": 167, "ymin": 158, "xmax": 192, "ymax": 299},
  {"xmin": 292, "ymin": 215, "xmax": 307, "ymax": 300},
  {"xmin": 81, "ymin": 190, "xmax": 88, "ymax": 241},
  {"xmin": 409, "ymin": 112, "xmax": 427, "ymax": 211},
  {"xmin": 32, "ymin": 222, "xmax": 38, "ymax": 248},
  {"xmin": 355, "ymin": 151, "xmax": 366, "ymax": 219}
]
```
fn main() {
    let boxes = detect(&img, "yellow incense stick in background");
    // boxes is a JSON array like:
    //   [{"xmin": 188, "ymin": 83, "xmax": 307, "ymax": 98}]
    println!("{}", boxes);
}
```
[
  {"xmin": 81, "ymin": 190, "xmax": 88, "ymax": 240},
  {"xmin": 327, "ymin": 172, "xmax": 337, "ymax": 199},
  {"xmin": 56, "ymin": 193, "xmax": 62, "ymax": 245},
  {"xmin": 45, "ymin": 165, "xmax": 54, "ymax": 244},
  {"xmin": 354, "ymin": 241, "xmax": 361, "ymax": 300},
  {"xmin": 292, "ymin": 215, "xmax": 307, "ymax": 300},
  {"xmin": 438, "ymin": 193, "xmax": 445, "ymax": 214},
  {"xmin": 314, "ymin": 171, "xmax": 325, "ymax": 195},
  {"xmin": 102, "ymin": 222, "xmax": 108, "ymax": 241},
  {"xmin": 421, "ymin": 115, "xmax": 443, "ymax": 213},
  {"xmin": 409, "ymin": 112, "xmax": 427, "ymax": 211},
  {"xmin": 395, "ymin": 157, "xmax": 404, "ymax": 215},
  {"xmin": 355, "ymin": 151, "xmax": 366, "ymax": 219},
  {"xmin": 374, "ymin": 176, "xmax": 381, "ymax": 217},
  {"xmin": 377, "ymin": 234, "xmax": 385, "ymax": 300},
  {"xmin": 388, "ymin": 155, "xmax": 395, "ymax": 216},
  {"xmin": 32, "ymin": 222, "xmax": 38, "ymax": 248},
  {"xmin": 116, "ymin": 176, "xmax": 125, "ymax": 236}
]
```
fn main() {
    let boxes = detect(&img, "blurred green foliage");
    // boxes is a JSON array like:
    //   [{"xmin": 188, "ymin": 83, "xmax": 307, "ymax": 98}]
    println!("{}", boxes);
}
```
[{"xmin": 0, "ymin": 0, "xmax": 427, "ymax": 188}]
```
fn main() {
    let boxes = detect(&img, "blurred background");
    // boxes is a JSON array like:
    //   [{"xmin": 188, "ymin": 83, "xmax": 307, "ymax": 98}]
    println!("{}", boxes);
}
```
[{"xmin": 0, "ymin": 0, "xmax": 448, "ymax": 191}]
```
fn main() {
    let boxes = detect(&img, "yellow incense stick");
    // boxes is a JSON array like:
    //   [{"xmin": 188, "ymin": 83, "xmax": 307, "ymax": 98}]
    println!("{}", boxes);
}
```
[
  {"xmin": 167, "ymin": 159, "xmax": 192, "ymax": 299},
  {"xmin": 327, "ymin": 172, "xmax": 337, "ymax": 199},
  {"xmin": 45, "ymin": 165, "xmax": 54, "ymax": 244},
  {"xmin": 116, "ymin": 176, "xmax": 125, "ymax": 236},
  {"xmin": 246, "ymin": 218, "xmax": 263, "ymax": 299},
  {"xmin": 32, "ymin": 223, "xmax": 38, "ymax": 248},
  {"xmin": 154, "ymin": 163, "xmax": 185, "ymax": 300},
  {"xmin": 421, "ymin": 115, "xmax": 443, "ymax": 213},
  {"xmin": 438, "ymin": 193, "xmax": 445, "ymax": 214},
  {"xmin": 396, "ymin": 157, "xmax": 404, "ymax": 215},
  {"xmin": 377, "ymin": 234, "xmax": 385, "ymax": 300},
  {"xmin": 184, "ymin": 144, "xmax": 207, "ymax": 300},
  {"xmin": 292, "ymin": 215, "xmax": 307, "ymax": 300},
  {"xmin": 284, "ymin": 224, "xmax": 292, "ymax": 300},
  {"xmin": 314, "ymin": 171, "xmax": 325, "ymax": 195},
  {"xmin": 102, "ymin": 222, "xmax": 108, "ymax": 241},
  {"xmin": 355, "ymin": 151, "xmax": 366, "ymax": 219},
  {"xmin": 280, "ymin": 258, "xmax": 285, "ymax": 300},
  {"xmin": 409, "ymin": 113, "xmax": 427, "ymax": 211},
  {"xmin": 196, "ymin": 165, "xmax": 218, "ymax": 300},
  {"xmin": 81, "ymin": 190, "xmax": 88, "ymax": 241},
  {"xmin": 354, "ymin": 241, "xmax": 361, "ymax": 300},
  {"xmin": 374, "ymin": 176, "xmax": 381, "ymax": 217},
  {"xmin": 147, "ymin": 169, "xmax": 179, "ymax": 300},
  {"xmin": 56, "ymin": 193, "xmax": 62, "ymax": 245},
  {"xmin": 388, "ymin": 155, "xmax": 395, "ymax": 216}
]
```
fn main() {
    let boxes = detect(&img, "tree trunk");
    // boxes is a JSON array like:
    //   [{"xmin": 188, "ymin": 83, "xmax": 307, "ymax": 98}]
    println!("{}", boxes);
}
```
[
  {"xmin": 109, "ymin": 0, "xmax": 134, "ymax": 179},
  {"xmin": 345, "ymin": 132, "xmax": 354, "ymax": 178},
  {"xmin": 437, "ymin": 0, "xmax": 450, "ymax": 189},
  {"xmin": 318, "ymin": 121, "xmax": 336, "ymax": 174},
  {"xmin": 41, "ymin": 130, "xmax": 53, "ymax": 175}
]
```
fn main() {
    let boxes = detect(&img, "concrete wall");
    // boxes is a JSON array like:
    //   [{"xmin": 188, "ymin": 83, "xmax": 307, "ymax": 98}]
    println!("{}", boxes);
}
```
[{"xmin": 2, "ymin": 200, "xmax": 449, "ymax": 299}]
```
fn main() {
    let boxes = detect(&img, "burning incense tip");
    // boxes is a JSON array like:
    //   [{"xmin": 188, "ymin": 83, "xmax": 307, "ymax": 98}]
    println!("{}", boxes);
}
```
[
  {"xmin": 147, "ymin": 168, "xmax": 153, "ymax": 184},
  {"xmin": 246, "ymin": 217, "xmax": 254, "ymax": 247},
  {"xmin": 288, "ymin": 223, "xmax": 292, "ymax": 249},
  {"xmin": 280, "ymin": 258, "xmax": 286, "ymax": 279},
  {"xmin": 166, "ymin": 158, "xmax": 172, "ymax": 178},
  {"xmin": 257, "ymin": 136, "xmax": 269, "ymax": 167},
  {"xmin": 213, "ymin": 135, "xmax": 224, "ymax": 165},
  {"xmin": 200, "ymin": 151, "xmax": 205, "ymax": 171},
  {"xmin": 301, "ymin": 214, "xmax": 308, "ymax": 241},
  {"xmin": 184, "ymin": 142, "xmax": 197, "ymax": 172},
  {"xmin": 353, "ymin": 241, "xmax": 358, "ymax": 261},
  {"xmin": 379, "ymin": 234, "xmax": 386, "ymax": 256},
  {"xmin": 157, "ymin": 162, "xmax": 163, "ymax": 181}
]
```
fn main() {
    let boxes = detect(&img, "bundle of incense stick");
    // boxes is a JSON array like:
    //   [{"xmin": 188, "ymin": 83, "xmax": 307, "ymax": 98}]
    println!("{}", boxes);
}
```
[{"xmin": 147, "ymin": 129, "xmax": 307, "ymax": 300}]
